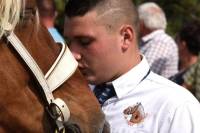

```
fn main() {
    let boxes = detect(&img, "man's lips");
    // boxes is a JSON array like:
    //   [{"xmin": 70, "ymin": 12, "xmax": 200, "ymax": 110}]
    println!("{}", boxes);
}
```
[{"xmin": 77, "ymin": 62, "xmax": 91, "ymax": 75}]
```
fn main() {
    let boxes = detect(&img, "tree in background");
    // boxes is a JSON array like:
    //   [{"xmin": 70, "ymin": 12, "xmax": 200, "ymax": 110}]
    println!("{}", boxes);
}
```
[{"xmin": 55, "ymin": 0, "xmax": 200, "ymax": 37}]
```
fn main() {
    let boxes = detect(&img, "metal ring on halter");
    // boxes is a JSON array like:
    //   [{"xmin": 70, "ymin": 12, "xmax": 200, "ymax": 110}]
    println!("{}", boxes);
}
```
[{"xmin": 50, "ymin": 98, "xmax": 70, "ymax": 122}]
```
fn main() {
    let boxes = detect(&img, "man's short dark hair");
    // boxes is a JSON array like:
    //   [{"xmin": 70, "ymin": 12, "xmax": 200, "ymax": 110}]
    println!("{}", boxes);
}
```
[
  {"xmin": 65, "ymin": 0, "xmax": 139, "ymax": 38},
  {"xmin": 65, "ymin": 0, "xmax": 102, "ymax": 17}
]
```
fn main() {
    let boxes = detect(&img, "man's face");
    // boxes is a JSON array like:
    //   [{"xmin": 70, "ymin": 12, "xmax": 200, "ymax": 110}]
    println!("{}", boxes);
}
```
[{"xmin": 64, "ymin": 11, "xmax": 123, "ymax": 85}]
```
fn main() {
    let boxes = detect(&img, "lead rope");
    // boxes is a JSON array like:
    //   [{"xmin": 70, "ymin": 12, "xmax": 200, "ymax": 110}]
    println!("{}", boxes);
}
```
[{"xmin": 4, "ymin": 24, "xmax": 70, "ymax": 132}]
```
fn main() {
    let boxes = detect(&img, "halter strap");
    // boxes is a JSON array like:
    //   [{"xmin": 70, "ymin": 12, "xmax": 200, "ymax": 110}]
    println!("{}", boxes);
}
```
[
  {"xmin": 7, "ymin": 32, "xmax": 55, "ymax": 104},
  {"xmin": 45, "ymin": 42, "xmax": 78, "ymax": 92}
]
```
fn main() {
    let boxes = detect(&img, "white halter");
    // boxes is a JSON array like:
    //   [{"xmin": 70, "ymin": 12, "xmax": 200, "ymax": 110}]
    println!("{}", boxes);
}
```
[{"xmin": 4, "ymin": 23, "xmax": 78, "ymax": 131}]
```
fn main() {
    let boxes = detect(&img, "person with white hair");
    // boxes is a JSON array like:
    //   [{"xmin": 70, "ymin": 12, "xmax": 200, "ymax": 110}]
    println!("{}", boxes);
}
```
[{"xmin": 138, "ymin": 2, "xmax": 178, "ymax": 78}]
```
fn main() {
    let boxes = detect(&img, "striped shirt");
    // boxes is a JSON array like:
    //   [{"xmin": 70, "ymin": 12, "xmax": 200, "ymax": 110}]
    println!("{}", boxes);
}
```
[{"xmin": 139, "ymin": 30, "xmax": 178, "ymax": 78}]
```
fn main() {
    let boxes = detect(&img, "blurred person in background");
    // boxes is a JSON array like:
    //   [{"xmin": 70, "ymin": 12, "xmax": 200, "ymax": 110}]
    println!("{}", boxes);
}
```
[
  {"xmin": 138, "ymin": 2, "xmax": 178, "ymax": 78},
  {"xmin": 37, "ymin": 0, "xmax": 65, "ymax": 44},
  {"xmin": 170, "ymin": 20, "xmax": 200, "ymax": 87},
  {"xmin": 175, "ymin": 19, "xmax": 200, "ymax": 102}
]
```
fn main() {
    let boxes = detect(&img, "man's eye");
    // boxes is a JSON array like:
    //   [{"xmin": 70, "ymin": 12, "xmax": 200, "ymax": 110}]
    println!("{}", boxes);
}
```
[{"xmin": 78, "ymin": 38, "xmax": 93, "ymax": 46}]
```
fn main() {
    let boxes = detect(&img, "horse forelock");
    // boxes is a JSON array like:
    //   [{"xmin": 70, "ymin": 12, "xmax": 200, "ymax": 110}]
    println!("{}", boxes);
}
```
[
  {"xmin": 0, "ymin": 0, "xmax": 24, "ymax": 38},
  {"xmin": 0, "ymin": 0, "xmax": 41, "ymax": 39}
]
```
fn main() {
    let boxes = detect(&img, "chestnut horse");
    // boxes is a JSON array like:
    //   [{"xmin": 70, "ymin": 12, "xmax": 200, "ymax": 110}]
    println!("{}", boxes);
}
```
[{"xmin": 0, "ymin": 0, "xmax": 108, "ymax": 132}]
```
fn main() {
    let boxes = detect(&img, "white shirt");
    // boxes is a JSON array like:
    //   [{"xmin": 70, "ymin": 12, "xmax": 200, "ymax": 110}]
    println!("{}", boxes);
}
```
[
  {"xmin": 139, "ymin": 30, "xmax": 178, "ymax": 78},
  {"xmin": 100, "ymin": 56, "xmax": 200, "ymax": 133}
]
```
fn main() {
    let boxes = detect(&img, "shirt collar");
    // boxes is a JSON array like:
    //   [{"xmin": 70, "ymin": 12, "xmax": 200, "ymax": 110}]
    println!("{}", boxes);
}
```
[
  {"xmin": 142, "ymin": 29, "xmax": 165, "ymax": 43},
  {"xmin": 112, "ymin": 55, "xmax": 150, "ymax": 99}
]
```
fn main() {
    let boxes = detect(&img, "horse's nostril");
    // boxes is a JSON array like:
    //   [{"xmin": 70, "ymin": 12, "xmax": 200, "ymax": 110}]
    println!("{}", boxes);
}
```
[{"xmin": 65, "ymin": 124, "xmax": 81, "ymax": 133}]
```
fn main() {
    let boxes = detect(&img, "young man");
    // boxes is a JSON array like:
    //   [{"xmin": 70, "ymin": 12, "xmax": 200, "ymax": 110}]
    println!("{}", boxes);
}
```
[{"xmin": 64, "ymin": 0, "xmax": 200, "ymax": 132}]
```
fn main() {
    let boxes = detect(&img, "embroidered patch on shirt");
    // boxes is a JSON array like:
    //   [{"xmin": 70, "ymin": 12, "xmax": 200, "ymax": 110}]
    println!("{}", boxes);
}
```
[{"xmin": 123, "ymin": 102, "xmax": 146, "ymax": 125}]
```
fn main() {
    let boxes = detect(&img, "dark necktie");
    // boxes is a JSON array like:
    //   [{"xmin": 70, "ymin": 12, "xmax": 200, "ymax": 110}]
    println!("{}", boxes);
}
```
[{"xmin": 93, "ymin": 84, "xmax": 116, "ymax": 106}]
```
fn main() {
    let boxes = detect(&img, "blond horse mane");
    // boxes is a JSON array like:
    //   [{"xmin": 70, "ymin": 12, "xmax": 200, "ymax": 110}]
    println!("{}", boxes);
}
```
[{"xmin": 0, "ymin": 0, "xmax": 23, "ymax": 38}]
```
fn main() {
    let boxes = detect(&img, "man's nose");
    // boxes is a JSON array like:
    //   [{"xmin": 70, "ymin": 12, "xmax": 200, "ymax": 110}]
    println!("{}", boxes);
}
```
[{"xmin": 71, "ymin": 51, "xmax": 81, "ymax": 61}]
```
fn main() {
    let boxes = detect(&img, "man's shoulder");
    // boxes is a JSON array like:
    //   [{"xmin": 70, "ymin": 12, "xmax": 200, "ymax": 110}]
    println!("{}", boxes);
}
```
[
  {"xmin": 145, "ymin": 72, "xmax": 196, "ymax": 103},
  {"xmin": 153, "ymin": 32, "xmax": 175, "ymax": 44}
]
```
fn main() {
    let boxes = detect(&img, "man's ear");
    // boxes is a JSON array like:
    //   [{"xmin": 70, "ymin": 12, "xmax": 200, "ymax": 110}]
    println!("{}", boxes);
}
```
[{"xmin": 120, "ymin": 25, "xmax": 134, "ymax": 51}]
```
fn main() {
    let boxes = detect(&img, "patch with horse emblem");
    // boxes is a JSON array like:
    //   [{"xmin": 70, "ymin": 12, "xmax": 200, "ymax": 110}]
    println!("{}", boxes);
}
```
[{"xmin": 123, "ymin": 102, "xmax": 146, "ymax": 126}]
